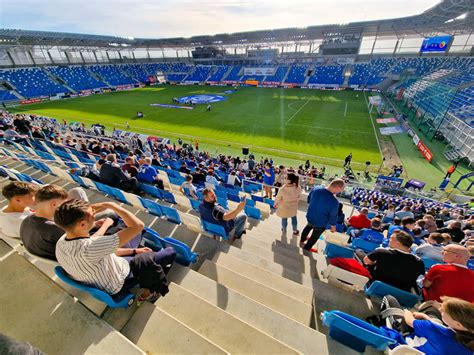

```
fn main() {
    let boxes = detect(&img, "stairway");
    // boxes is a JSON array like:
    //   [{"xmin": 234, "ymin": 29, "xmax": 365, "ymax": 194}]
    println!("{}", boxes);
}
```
[
  {"xmin": 0, "ymin": 148, "xmax": 373, "ymax": 354},
  {"xmin": 281, "ymin": 66, "xmax": 291, "ymax": 84}
]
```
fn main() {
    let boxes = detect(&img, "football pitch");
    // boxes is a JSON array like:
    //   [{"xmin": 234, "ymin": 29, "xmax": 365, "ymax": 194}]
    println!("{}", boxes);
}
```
[{"xmin": 11, "ymin": 86, "xmax": 382, "ymax": 166}]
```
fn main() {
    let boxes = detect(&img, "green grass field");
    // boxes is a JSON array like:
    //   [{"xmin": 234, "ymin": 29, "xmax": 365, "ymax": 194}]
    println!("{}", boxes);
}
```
[
  {"xmin": 11, "ymin": 86, "xmax": 381, "ymax": 167},
  {"xmin": 10, "ymin": 85, "xmax": 471, "ymax": 191}
]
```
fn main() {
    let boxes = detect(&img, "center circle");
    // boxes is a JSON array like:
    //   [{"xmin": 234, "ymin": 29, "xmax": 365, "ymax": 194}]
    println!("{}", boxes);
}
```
[{"xmin": 177, "ymin": 94, "xmax": 227, "ymax": 104}]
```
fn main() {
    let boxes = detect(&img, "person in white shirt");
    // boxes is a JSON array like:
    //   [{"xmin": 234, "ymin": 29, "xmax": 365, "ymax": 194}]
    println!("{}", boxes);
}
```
[
  {"xmin": 227, "ymin": 171, "xmax": 241, "ymax": 187},
  {"xmin": 0, "ymin": 181, "xmax": 38, "ymax": 238},
  {"xmin": 54, "ymin": 200, "xmax": 176, "ymax": 304},
  {"xmin": 179, "ymin": 175, "xmax": 198, "ymax": 200}
]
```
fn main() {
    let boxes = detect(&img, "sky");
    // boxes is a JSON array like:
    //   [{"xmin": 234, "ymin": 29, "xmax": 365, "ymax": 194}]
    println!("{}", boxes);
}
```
[{"xmin": 0, "ymin": 0, "xmax": 439, "ymax": 39}]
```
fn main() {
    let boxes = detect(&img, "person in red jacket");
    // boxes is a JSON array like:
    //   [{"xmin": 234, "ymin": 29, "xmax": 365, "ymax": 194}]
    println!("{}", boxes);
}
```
[
  {"xmin": 423, "ymin": 244, "xmax": 474, "ymax": 303},
  {"xmin": 348, "ymin": 208, "xmax": 371, "ymax": 230}
]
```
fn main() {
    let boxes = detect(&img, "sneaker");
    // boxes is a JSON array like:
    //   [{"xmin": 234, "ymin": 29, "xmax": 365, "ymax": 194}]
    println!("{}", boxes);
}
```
[
  {"xmin": 293, "ymin": 230, "xmax": 300, "ymax": 236},
  {"xmin": 137, "ymin": 291, "xmax": 160, "ymax": 306},
  {"xmin": 299, "ymin": 241, "xmax": 306, "ymax": 248}
]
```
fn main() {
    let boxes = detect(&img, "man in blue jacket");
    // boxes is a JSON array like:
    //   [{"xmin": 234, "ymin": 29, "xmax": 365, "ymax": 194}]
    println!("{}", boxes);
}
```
[{"xmin": 300, "ymin": 179, "xmax": 345, "ymax": 251}]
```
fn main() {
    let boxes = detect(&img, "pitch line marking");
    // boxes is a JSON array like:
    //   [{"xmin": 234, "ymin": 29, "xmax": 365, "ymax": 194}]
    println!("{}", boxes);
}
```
[
  {"xmin": 344, "ymin": 101, "xmax": 348, "ymax": 117},
  {"xmin": 286, "ymin": 123, "xmax": 374, "ymax": 135},
  {"xmin": 286, "ymin": 99, "xmax": 310, "ymax": 124}
]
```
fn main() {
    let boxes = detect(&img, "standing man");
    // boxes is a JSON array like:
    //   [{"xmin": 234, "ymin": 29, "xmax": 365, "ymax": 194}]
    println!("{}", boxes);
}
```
[
  {"xmin": 206, "ymin": 104, "xmax": 212, "ymax": 112},
  {"xmin": 444, "ymin": 163, "xmax": 457, "ymax": 179},
  {"xmin": 344, "ymin": 153, "xmax": 352, "ymax": 168},
  {"xmin": 300, "ymin": 179, "xmax": 345, "ymax": 251}
]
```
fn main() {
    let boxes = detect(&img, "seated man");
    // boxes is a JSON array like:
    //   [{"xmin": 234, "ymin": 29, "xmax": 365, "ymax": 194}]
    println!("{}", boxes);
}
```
[
  {"xmin": 137, "ymin": 157, "xmax": 164, "ymax": 190},
  {"xmin": 199, "ymin": 188, "xmax": 247, "ymax": 241},
  {"xmin": 350, "ymin": 217, "xmax": 383, "ymax": 242},
  {"xmin": 205, "ymin": 171, "xmax": 220, "ymax": 188},
  {"xmin": 415, "ymin": 232, "xmax": 448, "ymax": 263},
  {"xmin": 100, "ymin": 154, "xmax": 138, "ymax": 193},
  {"xmin": 422, "ymin": 244, "xmax": 474, "ymax": 303},
  {"xmin": 438, "ymin": 221, "xmax": 465, "ymax": 244},
  {"xmin": 395, "ymin": 206, "xmax": 414, "ymax": 220},
  {"xmin": 121, "ymin": 157, "xmax": 139, "ymax": 178},
  {"xmin": 348, "ymin": 208, "xmax": 371, "ymax": 230},
  {"xmin": 0, "ymin": 181, "xmax": 39, "ymax": 238},
  {"xmin": 54, "ymin": 200, "xmax": 176, "ymax": 303},
  {"xmin": 180, "ymin": 175, "xmax": 198, "ymax": 200},
  {"xmin": 387, "ymin": 217, "xmax": 416, "ymax": 238},
  {"xmin": 363, "ymin": 230, "xmax": 425, "ymax": 292},
  {"xmin": 20, "ymin": 185, "xmax": 70, "ymax": 260}
]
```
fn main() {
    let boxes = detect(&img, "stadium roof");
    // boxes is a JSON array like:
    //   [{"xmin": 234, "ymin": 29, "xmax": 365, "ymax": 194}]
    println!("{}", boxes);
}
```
[{"xmin": 0, "ymin": 0, "xmax": 473, "ymax": 48}]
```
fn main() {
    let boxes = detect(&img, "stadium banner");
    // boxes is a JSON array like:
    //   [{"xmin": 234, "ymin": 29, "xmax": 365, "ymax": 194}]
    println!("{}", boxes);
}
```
[
  {"xmin": 243, "ymin": 67, "xmax": 276, "ymax": 76},
  {"xmin": 417, "ymin": 140, "xmax": 433, "ymax": 162},
  {"xmin": 20, "ymin": 98, "xmax": 48, "ymax": 105},
  {"xmin": 420, "ymin": 35, "xmax": 453, "ymax": 53},
  {"xmin": 376, "ymin": 118, "xmax": 397, "ymax": 124},
  {"xmin": 379, "ymin": 126, "xmax": 404, "ymax": 135},
  {"xmin": 245, "ymin": 80, "xmax": 259, "ymax": 86},
  {"xmin": 396, "ymin": 88, "xmax": 404, "ymax": 101},
  {"xmin": 376, "ymin": 175, "xmax": 404, "ymax": 189}
]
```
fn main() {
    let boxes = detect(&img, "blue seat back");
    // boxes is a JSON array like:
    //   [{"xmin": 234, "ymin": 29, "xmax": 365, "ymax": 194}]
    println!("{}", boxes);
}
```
[
  {"xmin": 160, "ymin": 205, "xmax": 181, "ymax": 224},
  {"xmin": 351, "ymin": 238, "xmax": 380, "ymax": 253},
  {"xmin": 201, "ymin": 220, "xmax": 229, "ymax": 240},
  {"xmin": 217, "ymin": 196, "xmax": 228, "ymax": 209},
  {"xmin": 322, "ymin": 310, "xmax": 396, "ymax": 352},
  {"xmin": 468, "ymin": 258, "xmax": 474, "ymax": 270},
  {"xmin": 54, "ymin": 266, "xmax": 135, "ymax": 308},
  {"xmin": 324, "ymin": 243, "xmax": 355, "ymax": 259},
  {"xmin": 139, "ymin": 197, "xmax": 164, "ymax": 217},
  {"xmin": 138, "ymin": 182, "xmax": 163, "ymax": 199},
  {"xmin": 365, "ymin": 281, "xmax": 421, "ymax": 308},
  {"xmin": 422, "ymin": 257, "xmax": 443, "ymax": 271},
  {"xmin": 227, "ymin": 193, "xmax": 241, "ymax": 203},
  {"xmin": 251, "ymin": 195, "xmax": 264, "ymax": 203},
  {"xmin": 160, "ymin": 189, "xmax": 177, "ymax": 204},
  {"xmin": 360, "ymin": 229, "xmax": 384, "ymax": 244},
  {"xmin": 244, "ymin": 205, "xmax": 261, "ymax": 220},
  {"xmin": 189, "ymin": 198, "xmax": 201, "ymax": 212},
  {"xmin": 142, "ymin": 227, "xmax": 198, "ymax": 266}
]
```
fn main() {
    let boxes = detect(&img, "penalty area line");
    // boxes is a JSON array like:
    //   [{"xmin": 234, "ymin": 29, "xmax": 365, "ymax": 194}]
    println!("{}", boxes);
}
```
[
  {"xmin": 344, "ymin": 101, "xmax": 348, "ymax": 117},
  {"xmin": 285, "ymin": 99, "xmax": 310, "ymax": 125}
]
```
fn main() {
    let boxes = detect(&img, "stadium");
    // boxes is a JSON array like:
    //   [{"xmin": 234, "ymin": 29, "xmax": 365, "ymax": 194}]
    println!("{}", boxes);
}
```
[{"xmin": 0, "ymin": 0, "xmax": 473, "ymax": 354}]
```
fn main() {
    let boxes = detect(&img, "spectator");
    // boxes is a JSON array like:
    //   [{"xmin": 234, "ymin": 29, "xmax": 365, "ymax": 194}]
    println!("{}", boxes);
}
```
[
  {"xmin": 348, "ymin": 208, "xmax": 372, "ymax": 230},
  {"xmin": 401, "ymin": 296, "xmax": 474, "ymax": 354},
  {"xmin": 205, "ymin": 170, "xmax": 219, "ymax": 188},
  {"xmin": 388, "ymin": 217, "xmax": 416, "ymax": 238},
  {"xmin": 20, "ymin": 185, "xmax": 70, "ymax": 260},
  {"xmin": 438, "ymin": 221, "xmax": 465, "ymax": 244},
  {"xmin": 121, "ymin": 157, "xmax": 139, "ymax": 178},
  {"xmin": 422, "ymin": 244, "xmax": 474, "ymax": 302},
  {"xmin": 180, "ymin": 175, "xmax": 198, "ymax": 200},
  {"xmin": 100, "ymin": 154, "xmax": 138, "ymax": 193},
  {"xmin": 263, "ymin": 163, "xmax": 275, "ymax": 199},
  {"xmin": 300, "ymin": 179, "xmax": 345, "ymax": 251},
  {"xmin": 415, "ymin": 232, "xmax": 449, "ymax": 263},
  {"xmin": 423, "ymin": 214, "xmax": 438, "ymax": 233},
  {"xmin": 179, "ymin": 162, "xmax": 190, "ymax": 174},
  {"xmin": 351, "ymin": 217, "xmax": 383, "ymax": 241},
  {"xmin": 363, "ymin": 230, "xmax": 425, "ymax": 292},
  {"xmin": 13, "ymin": 116, "xmax": 32, "ymax": 135},
  {"xmin": 274, "ymin": 172, "xmax": 302, "ymax": 235},
  {"xmin": 227, "ymin": 171, "xmax": 241, "ymax": 187},
  {"xmin": 54, "ymin": 200, "xmax": 175, "ymax": 304},
  {"xmin": 0, "ymin": 182, "xmax": 39, "ymax": 239},
  {"xmin": 395, "ymin": 206, "xmax": 415, "ymax": 219},
  {"xmin": 384, "ymin": 205, "xmax": 396, "ymax": 220},
  {"xmin": 199, "ymin": 188, "xmax": 247, "ymax": 241},
  {"xmin": 192, "ymin": 168, "xmax": 206, "ymax": 186},
  {"xmin": 137, "ymin": 157, "xmax": 164, "ymax": 189}
]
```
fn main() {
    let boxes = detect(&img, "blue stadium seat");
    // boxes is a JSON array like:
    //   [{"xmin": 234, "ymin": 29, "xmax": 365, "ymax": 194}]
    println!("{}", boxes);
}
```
[
  {"xmin": 55, "ymin": 266, "xmax": 135, "ymax": 308},
  {"xmin": 351, "ymin": 238, "xmax": 380, "ymax": 253},
  {"xmin": 201, "ymin": 220, "xmax": 229, "ymax": 240},
  {"xmin": 138, "ymin": 182, "xmax": 163, "ymax": 199},
  {"xmin": 160, "ymin": 205, "xmax": 181, "ymax": 224},
  {"xmin": 244, "ymin": 205, "xmax": 261, "ymax": 220},
  {"xmin": 365, "ymin": 281, "xmax": 421, "ymax": 308},
  {"xmin": 141, "ymin": 227, "xmax": 198, "ymax": 266},
  {"xmin": 189, "ymin": 198, "xmax": 201, "ymax": 212},
  {"xmin": 139, "ymin": 197, "xmax": 164, "ymax": 217},
  {"xmin": 322, "ymin": 310, "xmax": 397, "ymax": 352},
  {"xmin": 324, "ymin": 243, "xmax": 355, "ymax": 259},
  {"xmin": 421, "ymin": 257, "xmax": 443, "ymax": 271}
]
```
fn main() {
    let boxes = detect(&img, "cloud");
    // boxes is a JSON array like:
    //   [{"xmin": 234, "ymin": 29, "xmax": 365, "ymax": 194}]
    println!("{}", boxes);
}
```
[{"xmin": 0, "ymin": 0, "xmax": 437, "ymax": 39}]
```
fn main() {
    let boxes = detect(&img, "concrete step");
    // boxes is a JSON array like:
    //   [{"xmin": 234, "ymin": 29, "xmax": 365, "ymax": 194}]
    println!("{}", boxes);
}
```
[
  {"xmin": 122, "ymin": 303, "xmax": 229, "ymax": 354},
  {"xmin": 155, "ymin": 283, "xmax": 298, "ymax": 354},
  {"xmin": 229, "ymin": 237, "xmax": 316, "ymax": 275},
  {"xmin": 220, "ymin": 247, "xmax": 317, "ymax": 285},
  {"xmin": 169, "ymin": 265, "xmax": 339, "ymax": 354},
  {"xmin": 212, "ymin": 252, "xmax": 314, "ymax": 304},
  {"xmin": 0, "ymin": 244, "xmax": 144, "ymax": 355},
  {"xmin": 199, "ymin": 259, "xmax": 313, "ymax": 325}
]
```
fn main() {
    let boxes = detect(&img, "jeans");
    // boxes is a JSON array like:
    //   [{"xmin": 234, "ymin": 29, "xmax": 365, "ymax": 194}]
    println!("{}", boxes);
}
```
[
  {"xmin": 300, "ymin": 224, "xmax": 325, "ymax": 250},
  {"xmin": 230, "ymin": 213, "xmax": 247, "ymax": 238},
  {"xmin": 281, "ymin": 216, "xmax": 298, "ymax": 231}
]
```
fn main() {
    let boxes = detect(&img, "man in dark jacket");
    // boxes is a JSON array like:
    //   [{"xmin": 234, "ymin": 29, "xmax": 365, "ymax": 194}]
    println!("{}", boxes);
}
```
[{"xmin": 100, "ymin": 154, "xmax": 138, "ymax": 193}]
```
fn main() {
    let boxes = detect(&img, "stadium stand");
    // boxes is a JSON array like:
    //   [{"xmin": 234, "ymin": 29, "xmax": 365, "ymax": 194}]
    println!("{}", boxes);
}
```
[
  {"xmin": 308, "ymin": 65, "xmax": 345, "ymax": 85},
  {"xmin": 184, "ymin": 65, "xmax": 213, "ymax": 82},
  {"xmin": 0, "ymin": 67, "xmax": 67, "ymax": 98},
  {"xmin": 207, "ymin": 65, "xmax": 231, "ymax": 82},
  {"xmin": 0, "ymin": 89, "xmax": 17, "ymax": 101},
  {"xmin": 89, "ymin": 64, "xmax": 137, "ymax": 86},
  {"xmin": 285, "ymin": 65, "xmax": 308, "ymax": 84},
  {"xmin": 225, "ymin": 65, "xmax": 243, "ymax": 81},
  {"xmin": 264, "ymin": 65, "xmax": 289, "ymax": 82},
  {"xmin": 46, "ymin": 65, "xmax": 108, "ymax": 91},
  {"xmin": 121, "ymin": 64, "xmax": 151, "ymax": 83}
]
